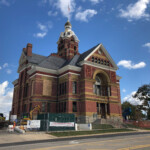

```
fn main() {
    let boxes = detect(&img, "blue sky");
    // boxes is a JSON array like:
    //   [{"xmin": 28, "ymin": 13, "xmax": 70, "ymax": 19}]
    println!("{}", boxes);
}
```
[{"xmin": 0, "ymin": 0, "xmax": 150, "ymax": 118}]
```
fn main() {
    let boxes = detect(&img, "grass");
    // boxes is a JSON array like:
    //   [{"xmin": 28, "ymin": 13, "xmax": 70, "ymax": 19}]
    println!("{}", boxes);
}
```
[
  {"xmin": 49, "ymin": 128, "xmax": 133, "ymax": 137},
  {"xmin": 92, "ymin": 124, "xmax": 114, "ymax": 129}
]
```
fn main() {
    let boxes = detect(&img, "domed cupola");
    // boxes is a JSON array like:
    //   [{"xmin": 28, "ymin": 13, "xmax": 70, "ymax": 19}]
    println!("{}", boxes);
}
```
[{"xmin": 57, "ymin": 21, "xmax": 79, "ymax": 60}]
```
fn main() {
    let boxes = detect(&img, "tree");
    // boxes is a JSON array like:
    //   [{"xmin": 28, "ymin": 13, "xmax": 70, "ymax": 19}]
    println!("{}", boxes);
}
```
[
  {"xmin": 133, "ymin": 84, "xmax": 150, "ymax": 119},
  {"xmin": 122, "ymin": 101, "xmax": 141, "ymax": 120}
]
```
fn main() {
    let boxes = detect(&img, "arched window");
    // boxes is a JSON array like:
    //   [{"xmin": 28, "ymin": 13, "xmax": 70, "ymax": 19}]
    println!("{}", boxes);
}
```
[{"xmin": 94, "ymin": 76, "xmax": 102, "ymax": 95}]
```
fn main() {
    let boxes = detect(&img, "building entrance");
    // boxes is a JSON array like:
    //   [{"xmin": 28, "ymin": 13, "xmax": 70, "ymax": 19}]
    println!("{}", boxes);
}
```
[
  {"xmin": 97, "ymin": 102, "xmax": 107, "ymax": 119},
  {"xmin": 100, "ymin": 103, "xmax": 106, "ymax": 118}
]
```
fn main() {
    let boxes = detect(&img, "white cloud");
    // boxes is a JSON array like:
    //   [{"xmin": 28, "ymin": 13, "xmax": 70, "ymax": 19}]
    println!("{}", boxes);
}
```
[
  {"xmin": 48, "ymin": 11, "xmax": 58, "ymax": 16},
  {"xmin": 123, "ymin": 91, "xmax": 142, "ymax": 105},
  {"xmin": 75, "ymin": 9, "xmax": 97, "ymax": 22},
  {"xmin": 122, "ymin": 89, "xmax": 126, "ymax": 93},
  {"xmin": 3, "ymin": 63, "xmax": 8, "ymax": 68},
  {"xmin": 0, "ymin": 66, "xmax": 2, "ymax": 70},
  {"xmin": 119, "ymin": 0, "xmax": 150, "ymax": 21},
  {"xmin": 117, "ymin": 60, "xmax": 146, "ymax": 69},
  {"xmin": 34, "ymin": 32, "xmax": 47, "ymax": 38},
  {"xmin": 89, "ymin": 0, "xmax": 103, "ymax": 4},
  {"xmin": 0, "ymin": 0, "xmax": 10, "ymax": 6},
  {"xmin": 37, "ymin": 23, "xmax": 47, "ymax": 32},
  {"xmin": 33, "ymin": 22, "xmax": 53, "ymax": 38},
  {"xmin": 143, "ymin": 42, "xmax": 150, "ymax": 52},
  {"xmin": 0, "ymin": 81, "xmax": 13, "ymax": 120},
  {"xmin": 6, "ymin": 69, "xmax": 12, "ymax": 74},
  {"xmin": 55, "ymin": 0, "xmax": 76, "ymax": 20}
]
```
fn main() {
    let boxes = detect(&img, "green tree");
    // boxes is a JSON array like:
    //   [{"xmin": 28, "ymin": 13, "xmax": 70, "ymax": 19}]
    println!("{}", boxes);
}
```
[
  {"xmin": 133, "ymin": 84, "xmax": 150, "ymax": 119},
  {"xmin": 122, "ymin": 101, "xmax": 137, "ymax": 120}
]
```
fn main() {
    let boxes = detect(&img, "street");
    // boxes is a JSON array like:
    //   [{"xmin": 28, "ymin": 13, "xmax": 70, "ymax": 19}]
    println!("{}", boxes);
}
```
[{"xmin": 0, "ymin": 133, "xmax": 150, "ymax": 150}]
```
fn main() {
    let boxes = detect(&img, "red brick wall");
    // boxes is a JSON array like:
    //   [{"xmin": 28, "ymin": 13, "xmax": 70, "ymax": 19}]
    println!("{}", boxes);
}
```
[
  {"xmin": 109, "ymin": 103, "xmax": 122, "ymax": 115},
  {"xmin": 85, "ymin": 101, "xmax": 97, "ymax": 113}
]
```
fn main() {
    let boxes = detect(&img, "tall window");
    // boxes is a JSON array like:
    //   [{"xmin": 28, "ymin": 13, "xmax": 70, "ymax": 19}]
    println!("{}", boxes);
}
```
[
  {"xmin": 24, "ymin": 83, "xmax": 28, "ymax": 97},
  {"xmin": 64, "ymin": 102, "xmax": 66, "ymax": 112},
  {"xmin": 29, "ymin": 103, "xmax": 32, "ymax": 111},
  {"xmin": 47, "ymin": 103, "xmax": 50, "ymax": 112},
  {"xmin": 72, "ymin": 81, "xmax": 77, "ymax": 94},
  {"xmin": 74, "ymin": 46, "xmax": 76, "ymax": 55},
  {"xmin": 59, "ymin": 84, "xmax": 62, "ymax": 95},
  {"xmin": 73, "ymin": 102, "xmax": 77, "ymax": 112},
  {"xmin": 19, "ymin": 87, "xmax": 22, "ymax": 99},
  {"xmin": 59, "ymin": 82, "xmax": 67, "ymax": 95},
  {"xmin": 42, "ymin": 103, "xmax": 46, "ymax": 112},
  {"xmin": 62, "ymin": 83, "xmax": 64, "ymax": 94},
  {"xmin": 23, "ymin": 104, "xmax": 27, "ymax": 113},
  {"xmin": 97, "ymin": 102, "xmax": 101, "ymax": 114},
  {"xmin": 64, "ymin": 82, "xmax": 67, "ymax": 94}
]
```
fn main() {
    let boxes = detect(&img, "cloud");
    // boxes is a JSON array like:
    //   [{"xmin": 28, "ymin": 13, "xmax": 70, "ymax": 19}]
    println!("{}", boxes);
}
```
[
  {"xmin": 143, "ymin": 42, "xmax": 150, "ymax": 52},
  {"xmin": 37, "ymin": 23, "xmax": 47, "ymax": 32},
  {"xmin": 48, "ymin": 11, "xmax": 58, "ymax": 16},
  {"xmin": 0, "ymin": 81, "xmax": 13, "ymax": 120},
  {"xmin": 0, "ymin": 66, "xmax": 2, "ymax": 70},
  {"xmin": 75, "ymin": 9, "xmax": 97, "ymax": 22},
  {"xmin": 122, "ymin": 89, "xmax": 126, "ymax": 93},
  {"xmin": 6, "ymin": 69, "xmax": 12, "ymax": 74},
  {"xmin": 119, "ymin": 0, "xmax": 150, "ymax": 21},
  {"xmin": 0, "ymin": 0, "xmax": 10, "ymax": 6},
  {"xmin": 3, "ymin": 63, "xmax": 8, "ymax": 68},
  {"xmin": 123, "ymin": 91, "xmax": 142, "ymax": 105},
  {"xmin": 55, "ymin": 0, "xmax": 76, "ymax": 20},
  {"xmin": 33, "ymin": 22, "xmax": 53, "ymax": 38},
  {"xmin": 89, "ymin": 0, "xmax": 103, "ymax": 4},
  {"xmin": 117, "ymin": 60, "xmax": 146, "ymax": 69},
  {"xmin": 34, "ymin": 32, "xmax": 47, "ymax": 38}
]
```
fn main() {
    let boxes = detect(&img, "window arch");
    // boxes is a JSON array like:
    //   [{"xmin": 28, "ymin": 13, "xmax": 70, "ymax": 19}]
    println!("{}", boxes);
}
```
[{"xmin": 93, "ymin": 74, "xmax": 111, "ymax": 96}]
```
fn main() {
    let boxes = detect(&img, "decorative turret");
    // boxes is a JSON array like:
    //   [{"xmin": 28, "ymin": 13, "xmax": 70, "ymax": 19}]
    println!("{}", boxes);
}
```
[{"xmin": 57, "ymin": 20, "xmax": 79, "ymax": 60}]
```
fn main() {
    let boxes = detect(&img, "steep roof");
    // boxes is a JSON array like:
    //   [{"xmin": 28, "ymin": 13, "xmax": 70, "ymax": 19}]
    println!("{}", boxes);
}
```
[
  {"xmin": 27, "ymin": 53, "xmax": 46, "ymax": 64},
  {"xmin": 25, "ymin": 43, "xmax": 117, "ymax": 70},
  {"xmin": 77, "ymin": 44, "xmax": 99, "ymax": 63},
  {"xmin": 62, "ymin": 55, "xmax": 80, "ymax": 67},
  {"xmin": 38, "ymin": 55, "xmax": 66, "ymax": 70}
]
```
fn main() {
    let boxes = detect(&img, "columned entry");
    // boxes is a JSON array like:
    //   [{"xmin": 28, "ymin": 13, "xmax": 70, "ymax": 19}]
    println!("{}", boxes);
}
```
[{"xmin": 97, "ymin": 102, "xmax": 107, "ymax": 119}]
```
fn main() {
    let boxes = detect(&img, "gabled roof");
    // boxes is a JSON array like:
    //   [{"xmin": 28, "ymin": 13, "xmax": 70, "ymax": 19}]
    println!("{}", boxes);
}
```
[
  {"xmin": 19, "ymin": 43, "xmax": 118, "ymax": 72},
  {"xmin": 77, "ymin": 44, "xmax": 99, "ymax": 63},
  {"xmin": 77, "ymin": 43, "xmax": 118, "ymax": 70}
]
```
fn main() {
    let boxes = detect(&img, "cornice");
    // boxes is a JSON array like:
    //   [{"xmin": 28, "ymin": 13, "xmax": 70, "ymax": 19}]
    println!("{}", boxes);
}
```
[{"xmin": 79, "ymin": 60, "xmax": 117, "ymax": 71}]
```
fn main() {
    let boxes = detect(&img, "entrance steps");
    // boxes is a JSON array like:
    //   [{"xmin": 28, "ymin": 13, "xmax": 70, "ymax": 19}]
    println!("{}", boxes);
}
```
[{"xmin": 92, "ymin": 118, "xmax": 123, "ymax": 128}]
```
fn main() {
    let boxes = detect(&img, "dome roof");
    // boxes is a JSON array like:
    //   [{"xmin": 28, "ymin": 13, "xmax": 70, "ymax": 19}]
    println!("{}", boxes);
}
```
[{"xmin": 65, "ymin": 20, "xmax": 72, "ymax": 27}]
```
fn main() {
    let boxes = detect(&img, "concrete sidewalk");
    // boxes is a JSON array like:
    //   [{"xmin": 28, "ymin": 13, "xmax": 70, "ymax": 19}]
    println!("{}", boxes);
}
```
[
  {"xmin": 0, "ymin": 128, "xmax": 149, "ymax": 145},
  {"xmin": 0, "ymin": 130, "xmax": 55, "ymax": 144}
]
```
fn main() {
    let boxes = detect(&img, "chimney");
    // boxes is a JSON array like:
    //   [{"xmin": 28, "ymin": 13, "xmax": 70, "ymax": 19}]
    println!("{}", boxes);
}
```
[{"xmin": 26, "ymin": 43, "xmax": 32, "ymax": 56}]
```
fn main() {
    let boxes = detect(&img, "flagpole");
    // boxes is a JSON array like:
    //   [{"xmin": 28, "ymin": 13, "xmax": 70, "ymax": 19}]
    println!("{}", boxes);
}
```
[{"xmin": 68, "ymin": 4, "xmax": 70, "ymax": 21}]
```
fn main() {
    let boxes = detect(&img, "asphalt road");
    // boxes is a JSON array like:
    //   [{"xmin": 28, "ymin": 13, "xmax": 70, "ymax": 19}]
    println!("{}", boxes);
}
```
[{"xmin": 0, "ymin": 132, "xmax": 150, "ymax": 150}]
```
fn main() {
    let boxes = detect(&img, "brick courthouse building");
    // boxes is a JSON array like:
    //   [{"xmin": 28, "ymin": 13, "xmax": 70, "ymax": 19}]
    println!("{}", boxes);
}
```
[{"xmin": 11, "ymin": 21, "xmax": 122, "ymax": 123}]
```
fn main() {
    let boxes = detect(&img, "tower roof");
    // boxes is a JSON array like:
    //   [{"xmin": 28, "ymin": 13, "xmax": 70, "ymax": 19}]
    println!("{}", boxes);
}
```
[
  {"xmin": 57, "ymin": 20, "xmax": 79, "ymax": 44},
  {"xmin": 65, "ymin": 20, "xmax": 72, "ymax": 27}
]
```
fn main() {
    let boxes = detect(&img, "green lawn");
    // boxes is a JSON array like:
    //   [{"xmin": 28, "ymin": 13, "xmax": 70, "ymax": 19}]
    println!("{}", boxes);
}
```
[
  {"xmin": 49, "ymin": 128, "xmax": 134, "ymax": 137},
  {"xmin": 92, "ymin": 124, "xmax": 114, "ymax": 129}
]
